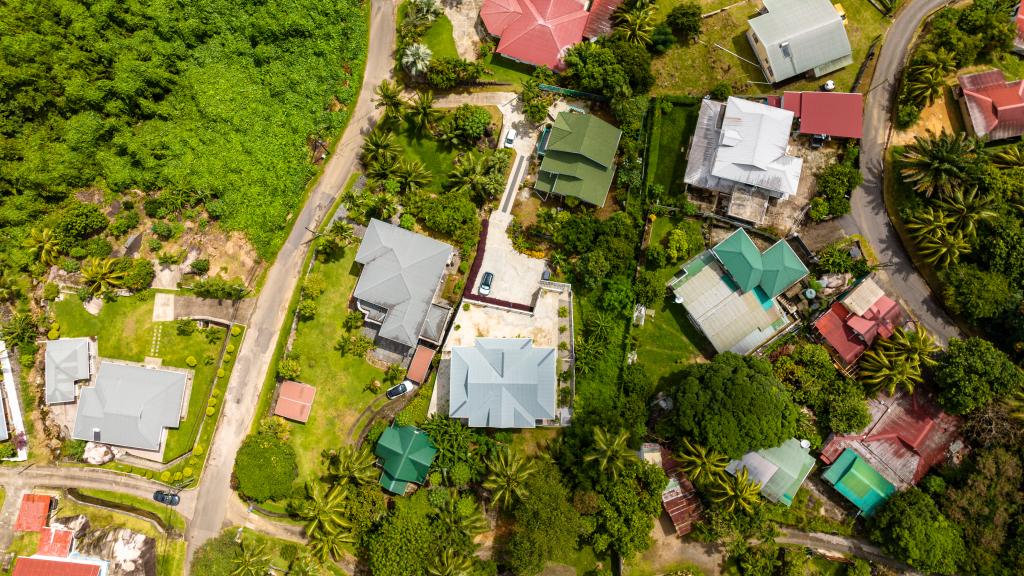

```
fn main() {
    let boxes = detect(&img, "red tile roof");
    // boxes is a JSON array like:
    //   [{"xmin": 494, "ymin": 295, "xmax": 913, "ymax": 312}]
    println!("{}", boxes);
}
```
[
  {"xmin": 480, "ymin": 0, "xmax": 589, "ymax": 70},
  {"xmin": 12, "ymin": 557, "xmax": 101, "ymax": 576},
  {"xmin": 583, "ymin": 0, "xmax": 624, "ymax": 38},
  {"xmin": 36, "ymin": 528, "xmax": 74, "ymax": 557},
  {"xmin": 784, "ymin": 91, "xmax": 863, "ymax": 138},
  {"xmin": 14, "ymin": 494, "xmax": 51, "ymax": 532},
  {"xmin": 814, "ymin": 302, "xmax": 865, "ymax": 366},
  {"xmin": 959, "ymin": 69, "xmax": 1024, "ymax": 141},
  {"xmin": 814, "ymin": 283, "xmax": 903, "ymax": 366},
  {"xmin": 273, "ymin": 380, "xmax": 316, "ymax": 423},
  {"xmin": 406, "ymin": 346, "xmax": 434, "ymax": 384},
  {"xmin": 821, "ymin": 392, "xmax": 961, "ymax": 488}
]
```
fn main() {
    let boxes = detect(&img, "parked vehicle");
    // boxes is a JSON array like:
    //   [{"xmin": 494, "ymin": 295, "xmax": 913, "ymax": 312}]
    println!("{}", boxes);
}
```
[
  {"xmin": 504, "ymin": 128, "xmax": 517, "ymax": 148},
  {"xmin": 153, "ymin": 491, "xmax": 180, "ymax": 506},
  {"xmin": 386, "ymin": 381, "xmax": 410, "ymax": 400},
  {"xmin": 479, "ymin": 272, "xmax": 494, "ymax": 296}
]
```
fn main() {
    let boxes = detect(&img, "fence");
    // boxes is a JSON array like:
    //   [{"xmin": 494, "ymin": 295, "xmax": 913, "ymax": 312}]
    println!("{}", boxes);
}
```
[{"xmin": 538, "ymin": 84, "xmax": 609, "ymax": 102}]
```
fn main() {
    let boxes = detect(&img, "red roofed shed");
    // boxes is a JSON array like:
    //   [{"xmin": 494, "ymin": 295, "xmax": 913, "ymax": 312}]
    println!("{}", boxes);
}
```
[
  {"xmin": 14, "ymin": 494, "xmax": 52, "ymax": 532},
  {"xmin": 480, "ymin": 0, "xmax": 589, "ymax": 70},
  {"xmin": 12, "ymin": 557, "xmax": 101, "ymax": 576},
  {"xmin": 639, "ymin": 444, "xmax": 702, "ymax": 536},
  {"xmin": 959, "ymin": 69, "xmax": 1024, "ymax": 141},
  {"xmin": 583, "ymin": 0, "xmax": 624, "ymax": 38},
  {"xmin": 406, "ymin": 346, "xmax": 435, "ymax": 384},
  {"xmin": 783, "ymin": 91, "xmax": 863, "ymax": 138},
  {"xmin": 273, "ymin": 380, "xmax": 317, "ymax": 423},
  {"xmin": 36, "ymin": 528, "xmax": 75, "ymax": 557}
]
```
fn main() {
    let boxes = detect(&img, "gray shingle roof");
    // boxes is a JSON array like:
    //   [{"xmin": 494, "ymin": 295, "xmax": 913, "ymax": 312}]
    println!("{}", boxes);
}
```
[
  {"xmin": 748, "ymin": 0, "xmax": 852, "ymax": 82},
  {"xmin": 44, "ymin": 338, "xmax": 91, "ymax": 405},
  {"xmin": 354, "ymin": 219, "xmax": 453, "ymax": 349},
  {"xmin": 72, "ymin": 361, "xmax": 187, "ymax": 451},
  {"xmin": 449, "ymin": 338, "xmax": 557, "ymax": 428}
]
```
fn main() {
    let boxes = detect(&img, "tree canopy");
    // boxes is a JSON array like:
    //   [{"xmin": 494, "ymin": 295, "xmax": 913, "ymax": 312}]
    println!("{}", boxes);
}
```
[
  {"xmin": 869, "ymin": 488, "xmax": 965, "ymax": 575},
  {"xmin": 234, "ymin": 431, "xmax": 297, "ymax": 502},
  {"xmin": 934, "ymin": 337, "xmax": 1024, "ymax": 414}
]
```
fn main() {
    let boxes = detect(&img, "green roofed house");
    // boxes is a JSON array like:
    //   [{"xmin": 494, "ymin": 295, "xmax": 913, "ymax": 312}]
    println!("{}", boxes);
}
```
[
  {"xmin": 535, "ymin": 111, "xmax": 622, "ymax": 206},
  {"xmin": 668, "ymin": 228, "xmax": 808, "ymax": 354},
  {"xmin": 822, "ymin": 448, "xmax": 896, "ymax": 516},
  {"xmin": 375, "ymin": 424, "xmax": 437, "ymax": 494},
  {"xmin": 725, "ymin": 438, "xmax": 815, "ymax": 507}
]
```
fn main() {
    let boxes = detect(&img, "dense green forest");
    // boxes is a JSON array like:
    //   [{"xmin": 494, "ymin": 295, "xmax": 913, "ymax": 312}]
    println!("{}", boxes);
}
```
[{"xmin": 0, "ymin": 0, "xmax": 368, "ymax": 262}]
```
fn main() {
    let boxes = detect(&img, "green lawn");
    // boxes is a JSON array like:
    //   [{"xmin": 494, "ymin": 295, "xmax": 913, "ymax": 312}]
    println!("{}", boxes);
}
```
[
  {"xmin": 4, "ymin": 533, "xmax": 39, "ymax": 574},
  {"xmin": 423, "ymin": 14, "xmax": 459, "ymax": 60},
  {"xmin": 287, "ymin": 247, "xmax": 385, "ymax": 481},
  {"xmin": 548, "ymin": 545, "xmax": 605, "ymax": 575},
  {"xmin": 652, "ymin": 0, "xmax": 888, "ymax": 95},
  {"xmin": 394, "ymin": 123, "xmax": 458, "ymax": 195},
  {"xmin": 651, "ymin": 100, "xmax": 700, "ymax": 197},
  {"xmin": 75, "ymin": 488, "xmax": 188, "ymax": 533},
  {"xmin": 481, "ymin": 52, "xmax": 535, "ymax": 87}
]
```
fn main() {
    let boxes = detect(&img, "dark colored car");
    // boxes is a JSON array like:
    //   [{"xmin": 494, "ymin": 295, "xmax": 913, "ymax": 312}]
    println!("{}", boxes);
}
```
[
  {"xmin": 479, "ymin": 272, "xmax": 494, "ymax": 296},
  {"xmin": 385, "ymin": 381, "xmax": 409, "ymax": 400},
  {"xmin": 153, "ymin": 491, "xmax": 180, "ymax": 506}
]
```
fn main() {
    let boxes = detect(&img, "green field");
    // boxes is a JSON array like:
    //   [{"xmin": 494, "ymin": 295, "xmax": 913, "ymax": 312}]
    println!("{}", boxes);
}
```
[
  {"xmin": 481, "ymin": 52, "xmax": 535, "ymax": 87},
  {"xmin": 423, "ymin": 15, "xmax": 459, "ymax": 60},
  {"xmin": 394, "ymin": 123, "xmax": 459, "ymax": 195},
  {"xmin": 650, "ymin": 99, "xmax": 701, "ymax": 197}
]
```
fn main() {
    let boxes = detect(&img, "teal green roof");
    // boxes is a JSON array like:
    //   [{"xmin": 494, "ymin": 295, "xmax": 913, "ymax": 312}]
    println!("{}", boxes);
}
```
[
  {"xmin": 822, "ymin": 448, "xmax": 895, "ymax": 516},
  {"xmin": 374, "ymin": 425, "xmax": 437, "ymax": 494},
  {"xmin": 711, "ymin": 229, "xmax": 808, "ymax": 298},
  {"xmin": 755, "ymin": 439, "xmax": 815, "ymax": 506},
  {"xmin": 536, "ymin": 112, "xmax": 622, "ymax": 206}
]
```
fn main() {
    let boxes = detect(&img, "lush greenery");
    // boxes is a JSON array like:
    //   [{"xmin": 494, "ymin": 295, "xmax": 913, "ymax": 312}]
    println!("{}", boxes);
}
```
[
  {"xmin": 234, "ymin": 423, "xmax": 298, "ymax": 502},
  {"xmin": 869, "ymin": 488, "xmax": 965, "ymax": 575},
  {"xmin": 191, "ymin": 528, "xmax": 338, "ymax": 576},
  {"xmin": 774, "ymin": 344, "xmax": 871, "ymax": 439},
  {"xmin": 933, "ymin": 337, "xmax": 1024, "ymax": 415},
  {"xmin": 810, "ymin": 147, "xmax": 861, "ymax": 222}
]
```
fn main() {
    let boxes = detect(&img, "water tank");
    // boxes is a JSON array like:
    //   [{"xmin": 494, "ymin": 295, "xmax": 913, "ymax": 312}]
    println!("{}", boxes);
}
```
[{"xmin": 803, "ymin": 288, "xmax": 817, "ymax": 300}]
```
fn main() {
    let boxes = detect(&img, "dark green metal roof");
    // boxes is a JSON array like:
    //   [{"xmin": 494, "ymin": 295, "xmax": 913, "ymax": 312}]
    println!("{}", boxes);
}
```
[
  {"xmin": 375, "ymin": 425, "xmax": 436, "ymax": 494},
  {"xmin": 536, "ymin": 112, "xmax": 621, "ymax": 206}
]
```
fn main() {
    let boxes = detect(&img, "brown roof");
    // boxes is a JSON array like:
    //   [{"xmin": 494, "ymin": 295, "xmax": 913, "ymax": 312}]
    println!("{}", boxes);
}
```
[
  {"xmin": 407, "ymin": 346, "xmax": 435, "ymax": 384},
  {"xmin": 660, "ymin": 447, "xmax": 703, "ymax": 535},
  {"xmin": 273, "ymin": 380, "xmax": 317, "ymax": 423},
  {"xmin": 583, "ymin": 0, "xmax": 625, "ymax": 38}
]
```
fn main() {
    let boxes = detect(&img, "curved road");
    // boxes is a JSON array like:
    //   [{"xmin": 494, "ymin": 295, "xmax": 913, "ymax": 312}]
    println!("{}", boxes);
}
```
[{"xmin": 841, "ymin": 0, "xmax": 960, "ymax": 344}]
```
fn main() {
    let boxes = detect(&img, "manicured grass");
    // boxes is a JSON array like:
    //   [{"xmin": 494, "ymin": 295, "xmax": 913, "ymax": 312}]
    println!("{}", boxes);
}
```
[
  {"xmin": 4, "ymin": 533, "xmax": 39, "ymax": 574},
  {"xmin": 651, "ymin": 100, "xmax": 700, "ymax": 196},
  {"xmin": 75, "ymin": 488, "xmax": 187, "ymax": 533},
  {"xmin": 481, "ymin": 52, "xmax": 535, "ymax": 87},
  {"xmin": 652, "ymin": 0, "xmax": 888, "ymax": 95},
  {"xmin": 287, "ymin": 248, "xmax": 385, "ymax": 481},
  {"xmin": 394, "ymin": 124, "xmax": 459, "ymax": 195},
  {"xmin": 422, "ymin": 14, "xmax": 459, "ymax": 60}
]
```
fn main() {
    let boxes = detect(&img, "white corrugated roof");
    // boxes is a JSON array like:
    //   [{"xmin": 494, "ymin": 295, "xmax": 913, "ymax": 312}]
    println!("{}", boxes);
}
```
[
  {"xmin": 710, "ymin": 98, "xmax": 802, "ymax": 198},
  {"xmin": 748, "ymin": 0, "xmax": 852, "ymax": 82}
]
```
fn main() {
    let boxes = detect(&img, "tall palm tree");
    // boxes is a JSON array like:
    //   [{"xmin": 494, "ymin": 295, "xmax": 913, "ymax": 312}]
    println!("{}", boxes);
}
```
[
  {"xmin": 447, "ymin": 154, "xmax": 494, "ymax": 201},
  {"xmin": 327, "ymin": 445, "xmax": 378, "ymax": 486},
  {"xmin": 904, "ymin": 68, "xmax": 945, "ymax": 108},
  {"xmin": 374, "ymin": 80, "xmax": 404, "ymax": 124},
  {"xmin": 366, "ymin": 155, "xmax": 400, "ymax": 183},
  {"xmin": 367, "ymin": 190, "xmax": 399, "ymax": 221},
  {"xmin": 991, "ymin": 143, "xmax": 1024, "ymax": 169},
  {"xmin": 309, "ymin": 524, "xmax": 356, "ymax": 564},
  {"xmin": 936, "ymin": 186, "xmax": 997, "ymax": 237},
  {"xmin": 321, "ymin": 219, "xmax": 355, "ymax": 254},
  {"xmin": 676, "ymin": 438, "xmax": 728, "ymax": 486},
  {"xmin": 483, "ymin": 448, "xmax": 536, "ymax": 510},
  {"xmin": 394, "ymin": 158, "xmax": 432, "ymax": 195},
  {"xmin": 711, "ymin": 468, "xmax": 762, "ymax": 515},
  {"xmin": 879, "ymin": 327, "xmax": 939, "ymax": 370},
  {"xmin": 614, "ymin": 6, "xmax": 656, "ymax": 46},
  {"xmin": 905, "ymin": 206, "xmax": 953, "ymax": 240},
  {"xmin": 584, "ymin": 427, "xmax": 635, "ymax": 480},
  {"xmin": 859, "ymin": 347, "xmax": 924, "ymax": 397},
  {"xmin": 25, "ymin": 228, "xmax": 61, "ymax": 267},
  {"xmin": 406, "ymin": 90, "xmax": 440, "ymax": 134},
  {"xmin": 231, "ymin": 538, "xmax": 271, "ymax": 576},
  {"xmin": 915, "ymin": 228, "xmax": 971, "ymax": 268},
  {"xmin": 898, "ymin": 132, "xmax": 982, "ymax": 199},
  {"xmin": 434, "ymin": 491, "xmax": 489, "ymax": 538},
  {"xmin": 361, "ymin": 130, "xmax": 402, "ymax": 167},
  {"xmin": 80, "ymin": 257, "xmax": 125, "ymax": 298},
  {"xmin": 298, "ymin": 482, "xmax": 349, "ymax": 538},
  {"xmin": 402, "ymin": 43, "xmax": 433, "ymax": 77},
  {"xmin": 909, "ymin": 48, "xmax": 956, "ymax": 78},
  {"xmin": 428, "ymin": 549, "xmax": 474, "ymax": 576}
]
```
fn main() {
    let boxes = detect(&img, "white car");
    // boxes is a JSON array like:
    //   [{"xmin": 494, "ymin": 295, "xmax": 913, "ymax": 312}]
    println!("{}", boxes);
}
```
[{"xmin": 503, "ymin": 128, "xmax": 517, "ymax": 148}]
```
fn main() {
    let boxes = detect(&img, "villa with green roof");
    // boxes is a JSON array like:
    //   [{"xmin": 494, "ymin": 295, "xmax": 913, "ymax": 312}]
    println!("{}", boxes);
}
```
[
  {"xmin": 822, "ymin": 448, "xmax": 896, "ymax": 516},
  {"xmin": 725, "ymin": 438, "xmax": 815, "ymax": 507},
  {"xmin": 374, "ymin": 424, "xmax": 437, "ymax": 494},
  {"xmin": 535, "ymin": 111, "xmax": 622, "ymax": 206},
  {"xmin": 668, "ymin": 228, "xmax": 808, "ymax": 354}
]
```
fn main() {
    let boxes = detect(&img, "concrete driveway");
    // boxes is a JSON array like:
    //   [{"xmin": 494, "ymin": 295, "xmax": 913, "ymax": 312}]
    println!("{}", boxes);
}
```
[{"xmin": 471, "ymin": 211, "xmax": 546, "ymax": 305}]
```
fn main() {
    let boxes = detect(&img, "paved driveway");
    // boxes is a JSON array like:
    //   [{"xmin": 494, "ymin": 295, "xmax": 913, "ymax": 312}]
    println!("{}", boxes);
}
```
[{"xmin": 471, "ymin": 211, "xmax": 546, "ymax": 305}]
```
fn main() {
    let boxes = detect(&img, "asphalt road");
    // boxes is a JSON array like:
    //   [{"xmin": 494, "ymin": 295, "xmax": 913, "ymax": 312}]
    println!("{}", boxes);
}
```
[
  {"xmin": 183, "ymin": 0, "xmax": 396, "ymax": 564},
  {"xmin": 841, "ymin": 0, "xmax": 960, "ymax": 345}
]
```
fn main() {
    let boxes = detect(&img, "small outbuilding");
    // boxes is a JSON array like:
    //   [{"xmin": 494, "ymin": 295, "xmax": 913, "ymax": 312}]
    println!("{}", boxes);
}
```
[
  {"xmin": 958, "ymin": 69, "xmax": 1024, "ymax": 141},
  {"xmin": 44, "ymin": 337, "xmax": 92, "ymax": 405},
  {"xmin": 821, "ymin": 447, "xmax": 895, "ymax": 516},
  {"xmin": 725, "ymin": 438, "xmax": 815, "ymax": 507},
  {"xmin": 12, "ymin": 556, "xmax": 105, "ymax": 576},
  {"xmin": 273, "ymin": 380, "xmax": 317, "ymax": 424},
  {"xmin": 747, "ymin": 0, "xmax": 853, "ymax": 83},
  {"xmin": 782, "ymin": 91, "xmax": 864, "ymax": 139},
  {"xmin": 375, "ymin": 424, "xmax": 437, "ymax": 494},
  {"xmin": 14, "ymin": 494, "xmax": 52, "ymax": 532}
]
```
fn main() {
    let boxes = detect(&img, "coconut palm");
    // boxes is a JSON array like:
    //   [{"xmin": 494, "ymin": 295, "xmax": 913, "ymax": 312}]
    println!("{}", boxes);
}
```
[
  {"xmin": 898, "ymin": 132, "xmax": 982, "ymax": 199},
  {"xmin": 878, "ymin": 327, "xmax": 940, "ymax": 369},
  {"xmin": 0, "ymin": 312, "xmax": 37, "ymax": 347},
  {"xmin": 366, "ymin": 155, "xmax": 400, "ymax": 183},
  {"xmin": 991, "ymin": 143, "xmax": 1024, "ymax": 169},
  {"xmin": 584, "ymin": 427, "xmax": 636, "ymax": 480},
  {"xmin": 615, "ymin": 6, "xmax": 656, "ymax": 46},
  {"xmin": 374, "ymin": 80, "xmax": 404, "ymax": 124},
  {"xmin": 309, "ymin": 524, "xmax": 356, "ymax": 564},
  {"xmin": 676, "ymin": 438, "xmax": 728, "ymax": 485},
  {"xmin": 904, "ymin": 68, "xmax": 945, "ymax": 108},
  {"xmin": 321, "ymin": 219, "xmax": 355, "ymax": 254},
  {"xmin": 366, "ymin": 190, "xmax": 399, "ymax": 221},
  {"xmin": 482, "ymin": 447, "xmax": 536, "ymax": 509},
  {"xmin": 936, "ymin": 186, "xmax": 997, "ymax": 237},
  {"xmin": 434, "ymin": 491, "xmax": 489, "ymax": 538},
  {"xmin": 24, "ymin": 228, "xmax": 61, "ymax": 267},
  {"xmin": 909, "ymin": 48, "xmax": 956, "ymax": 78},
  {"xmin": 361, "ymin": 130, "xmax": 402, "ymax": 167},
  {"xmin": 915, "ymin": 228, "xmax": 971, "ymax": 268},
  {"xmin": 447, "ymin": 154, "xmax": 496, "ymax": 201},
  {"xmin": 298, "ymin": 481, "xmax": 349, "ymax": 538},
  {"xmin": 859, "ymin": 347, "xmax": 924, "ymax": 397},
  {"xmin": 230, "ymin": 537, "xmax": 271, "ymax": 576},
  {"xmin": 394, "ymin": 158, "xmax": 432, "ymax": 195},
  {"xmin": 406, "ymin": 90, "xmax": 441, "ymax": 134},
  {"xmin": 711, "ymin": 467, "xmax": 762, "ymax": 515},
  {"xmin": 408, "ymin": 0, "xmax": 442, "ymax": 21},
  {"xmin": 402, "ymin": 43, "xmax": 434, "ymax": 77},
  {"xmin": 80, "ymin": 257, "xmax": 125, "ymax": 298},
  {"xmin": 905, "ymin": 206, "xmax": 954, "ymax": 240},
  {"xmin": 428, "ymin": 549, "xmax": 475, "ymax": 576},
  {"xmin": 327, "ymin": 444, "xmax": 378, "ymax": 486}
]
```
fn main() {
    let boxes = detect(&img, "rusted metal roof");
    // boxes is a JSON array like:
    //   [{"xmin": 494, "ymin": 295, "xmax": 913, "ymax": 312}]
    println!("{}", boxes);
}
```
[{"xmin": 583, "ymin": 0, "xmax": 624, "ymax": 38}]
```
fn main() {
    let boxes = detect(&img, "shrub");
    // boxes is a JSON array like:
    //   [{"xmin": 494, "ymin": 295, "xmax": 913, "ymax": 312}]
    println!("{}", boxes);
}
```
[
  {"xmin": 143, "ymin": 197, "xmax": 166, "ymax": 218},
  {"xmin": 226, "ymin": 344, "xmax": 235, "ymax": 353},
  {"xmin": 296, "ymin": 298, "xmax": 318, "ymax": 320},
  {"xmin": 189, "ymin": 258, "xmax": 210, "ymax": 276},
  {"xmin": 183, "ymin": 467, "xmax": 194, "ymax": 477},
  {"xmin": 151, "ymin": 220, "xmax": 174, "ymax": 240},
  {"xmin": 83, "ymin": 237, "xmax": 113, "ymax": 258},
  {"xmin": 558, "ymin": 306, "xmax": 568, "ymax": 318},
  {"xmin": 709, "ymin": 82, "xmax": 732, "ymax": 101},
  {"xmin": 193, "ymin": 275, "xmax": 247, "ymax": 300},
  {"xmin": 217, "ymin": 368, "xmax": 226, "ymax": 378},
  {"xmin": 231, "ymin": 325, "xmax": 242, "ymax": 336},
  {"xmin": 399, "ymin": 213, "xmax": 416, "ymax": 230},
  {"xmin": 186, "ymin": 356, "xmax": 198, "ymax": 367},
  {"xmin": 160, "ymin": 471, "xmax": 171, "ymax": 482},
  {"xmin": 194, "ymin": 444, "xmax": 205, "ymax": 456},
  {"xmin": 147, "ymin": 238, "xmax": 163, "ymax": 252},
  {"xmin": 176, "ymin": 319, "xmax": 196, "ymax": 336},
  {"xmin": 109, "ymin": 210, "xmax": 140, "ymax": 237},
  {"xmin": 47, "ymin": 327, "xmax": 60, "ymax": 340},
  {"xmin": 666, "ymin": 2, "xmax": 702, "ymax": 41},
  {"xmin": 302, "ymin": 273, "xmax": 326, "ymax": 298},
  {"xmin": 53, "ymin": 202, "xmax": 108, "ymax": 250},
  {"xmin": 121, "ymin": 258, "xmax": 155, "ymax": 292},
  {"xmin": 173, "ymin": 472, "xmax": 182, "ymax": 481},
  {"xmin": 206, "ymin": 406, "xmax": 215, "ymax": 417},
  {"xmin": 42, "ymin": 282, "xmax": 59, "ymax": 301},
  {"xmin": 895, "ymin": 102, "xmax": 921, "ymax": 129},
  {"xmin": 234, "ymin": 431, "xmax": 297, "ymax": 501},
  {"xmin": 278, "ymin": 357, "xmax": 301, "ymax": 380}
]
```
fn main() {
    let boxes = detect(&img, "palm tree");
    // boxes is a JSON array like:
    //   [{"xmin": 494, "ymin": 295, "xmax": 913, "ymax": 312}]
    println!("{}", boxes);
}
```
[
  {"xmin": 879, "ymin": 327, "xmax": 939, "ymax": 369},
  {"xmin": 905, "ymin": 206, "xmax": 953, "ymax": 240},
  {"xmin": 406, "ymin": 90, "xmax": 440, "ymax": 134},
  {"xmin": 991, "ymin": 143, "xmax": 1024, "ymax": 169},
  {"xmin": 321, "ymin": 219, "xmax": 355, "ymax": 254},
  {"xmin": 447, "ymin": 154, "xmax": 494, "ymax": 201},
  {"xmin": 408, "ymin": 0, "xmax": 442, "ymax": 21},
  {"xmin": 366, "ymin": 155, "xmax": 400, "ymax": 183},
  {"xmin": 434, "ymin": 491, "xmax": 489, "ymax": 538},
  {"xmin": 287, "ymin": 552, "xmax": 322, "ymax": 576},
  {"xmin": 80, "ymin": 257, "xmax": 125, "ymax": 298},
  {"xmin": 298, "ymin": 482, "xmax": 349, "ymax": 538},
  {"xmin": 367, "ymin": 190, "xmax": 399, "ymax": 221},
  {"xmin": 904, "ymin": 68, "xmax": 945, "ymax": 108},
  {"xmin": 428, "ymin": 549, "xmax": 474, "ymax": 576},
  {"xmin": 584, "ymin": 427, "xmax": 635, "ymax": 480},
  {"xmin": 859, "ymin": 347, "xmax": 924, "ymax": 397},
  {"xmin": 483, "ymin": 447, "xmax": 536, "ymax": 510},
  {"xmin": 309, "ymin": 524, "xmax": 356, "ymax": 564},
  {"xmin": 898, "ymin": 132, "xmax": 982, "ymax": 199},
  {"xmin": 231, "ymin": 537, "xmax": 271, "ymax": 576},
  {"xmin": 394, "ymin": 158, "xmax": 432, "ymax": 195},
  {"xmin": 24, "ymin": 228, "xmax": 60, "ymax": 267},
  {"xmin": 402, "ymin": 43, "xmax": 434, "ymax": 77},
  {"xmin": 614, "ymin": 6, "xmax": 656, "ymax": 46},
  {"xmin": 909, "ymin": 48, "xmax": 956, "ymax": 78},
  {"xmin": 711, "ymin": 467, "xmax": 762, "ymax": 514},
  {"xmin": 936, "ymin": 186, "xmax": 997, "ymax": 237},
  {"xmin": 327, "ymin": 444, "xmax": 378, "ymax": 486},
  {"xmin": 915, "ymin": 228, "xmax": 971, "ymax": 268},
  {"xmin": 374, "ymin": 80, "xmax": 404, "ymax": 124},
  {"xmin": 676, "ymin": 438, "xmax": 728, "ymax": 485},
  {"xmin": 361, "ymin": 130, "xmax": 402, "ymax": 167},
  {"xmin": 586, "ymin": 311, "xmax": 616, "ymax": 343},
  {"xmin": 0, "ymin": 269, "xmax": 18, "ymax": 304}
]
